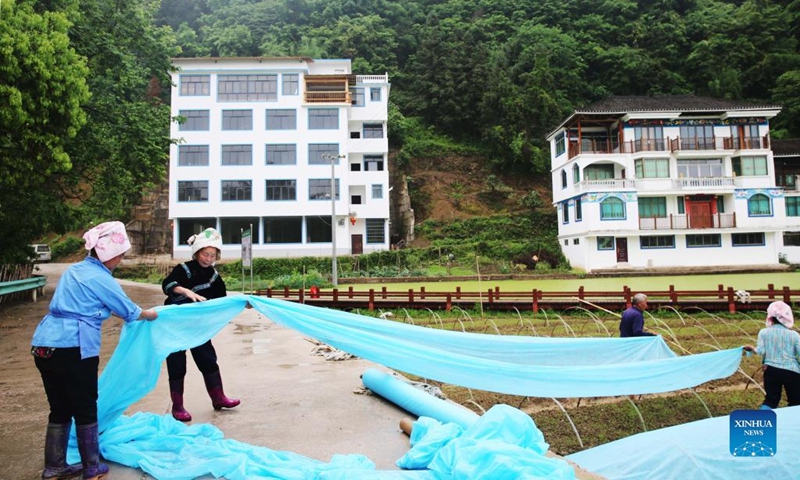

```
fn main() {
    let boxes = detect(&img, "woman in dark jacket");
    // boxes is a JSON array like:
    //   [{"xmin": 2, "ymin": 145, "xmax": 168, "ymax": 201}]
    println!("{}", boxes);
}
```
[{"xmin": 162, "ymin": 227, "xmax": 239, "ymax": 422}]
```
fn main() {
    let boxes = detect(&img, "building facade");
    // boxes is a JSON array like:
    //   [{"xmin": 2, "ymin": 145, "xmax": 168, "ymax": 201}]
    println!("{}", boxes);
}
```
[
  {"xmin": 547, "ymin": 95, "xmax": 800, "ymax": 272},
  {"xmin": 168, "ymin": 57, "xmax": 390, "ymax": 260}
]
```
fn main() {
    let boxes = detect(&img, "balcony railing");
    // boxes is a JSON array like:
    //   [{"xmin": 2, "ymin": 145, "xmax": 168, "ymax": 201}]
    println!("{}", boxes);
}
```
[
  {"xmin": 566, "ymin": 134, "xmax": 771, "ymax": 159},
  {"xmin": 354, "ymin": 74, "xmax": 388, "ymax": 84},
  {"xmin": 304, "ymin": 91, "xmax": 351, "ymax": 103},
  {"xmin": 672, "ymin": 177, "xmax": 735, "ymax": 189},
  {"xmin": 577, "ymin": 178, "xmax": 636, "ymax": 192},
  {"xmin": 639, "ymin": 213, "xmax": 736, "ymax": 230}
]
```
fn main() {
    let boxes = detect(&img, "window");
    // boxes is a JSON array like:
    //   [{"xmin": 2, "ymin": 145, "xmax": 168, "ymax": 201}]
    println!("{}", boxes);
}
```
[
  {"xmin": 178, "ymin": 181, "xmax": 208, "ymax": 202},
  {"xmin": 306, "ymin": 216, "xmax": 332, "ymax": 243},
  {"xmin": 747, "ymin": 194, "xmax": 771, "ymax": 216},
  {"xmin": 178, "ymin": 145, "xmax": 209, "ymax": 166},
  {"xmin": 677, "ymin": 158, "xmax": 722, "ymax": 178},
  {"xmin": 573, "ymin": 238, "xmax": 580, "ymax": 245},
  {"xmin": 633, "ymin": 126, "xmax": 665, "ymax": 151},
  {"xmin": 561, "ymin": 170, "xmax": 567, "ymax": 188},
  {"xmin": 266, "ymin": 144, "xmax": 296, "ymax": 165},
  {"xmin": 679, "ymin": 124, "xmax": 714, "ymax": 149},
  {"xmin": 600, "ymin": 197, "xmax": 625, "ymax": 220},
  {"xmin": 222, "ymin": 110, "xmax": 253, "ymax": 130},
  {"xmin": 584, "ymin": 164, "xmax": 615, "ymax": 180},
  {"xmin": 562, "ymin": 202, "xmax": 569, "ymax": 224},
  {"xmin": 221, "ymin": 180, "xmax": 252, "ymax": 201},
  {"xmin": 717, "ymin": 196, "xmax": 725, "ymax": 213},
  {"xmin": 370, "ymin": 88, "xmax": 381, "ymax": 102},
  {"xmin": 351, "ymin": 88, "xmax": 365, "ymax": 107},
  {"xmin": 282, "ymin": 74, "xmax": 299, "ymax": 95},
  {"xmin": 178, "ymin": 218, "xmax": 216, "ymax": 244},
  {"xmin": 732, "ymin": 124, "xmax": 761, "ymax": 149},
  {"xmin": 309, "ymin": 179, "xmax": 339, "ymax": 200},
  {"xmin": 265, "ymin": 109, "xmax": 296, "ymax": 130},
  {"xmin": 363, "ymin": 124, "xmax": 384, "ymax": 138},
  {"xmin": 597, "ymin": 236, "xmax": 614, "ymax": 250},
  {"xmin": 732, "ymin": 232, "xmax": 765, "ymax": 246},
  {"xmin": 309, "ymin": 144, "xmax": 340, "ymax": 165},
  {"xmin": 677, "ymin": 196, "xmax": 685, "ymax": 214},
  {"xmin": 180, "ymin": 75, "xmax": 210, "ymax": 96},
  {"xmin": 640, "ymin": 235, "xmax": 675, "ymax": 249},
  {"xmin": 687, "ymin": 234, "xmax": 721, "ymax": 248},
  {"xmin": 220, "ymin": 217, "xmax": 259, "ymax": 244},
  {"xmin": 364, "ymin": 155, "xmax": 384, "ymax": 171},
  {"xmin": 179, "ymin": 110, "xmax": 209, "ymax": 131},
  {"xmin": 309, "ymin": 108, "xmax": 338, "ymax": 129},
  {"xmin": 572, "ymin": 164, "xmax": 580, "ymax": 184},
  {"xmin": 555, "ymin": 133, "xmax": 566, "ymax": 156},
  {"xmin": 784, "ymin": 232, "xmax": 800, "ymax": 246},
  {"xmin": 366, "ymin": 219, "xmax": 385, "ymax": 244},
  {"xmin": 266, "ymin": 180, "xmax": 296, "ymax": 201},
  {"xmin": 221, "ymin": 145, "xmax": 252, "ymax": 166},
  {"xmin": 264, "ymin": 217, "xmax": 302, "ymax": 243},
  {"xmin": 787, "ymin": 197, "xmax": 800, "ymax": 217},
  {"xmin": 638, "ymin": 197, "xmax": 667, "ymax": 218},
  {"xmin": 575, "ymin": 198, "xmax": 582, "ymax": 221},
  {"xmin": 733, "ymin": 156, "xmax": 768, "ymax": 176},
  {"xmin": 372, "ymin": 184, "xmax": 383, "ymax": 199},
  {"xmin": 218, "ymin": 75, "xmax": 277, "ymax": 101},
  {"xmin": 635, "ymin": 158, "xmax": 669, "ymax": 178}
]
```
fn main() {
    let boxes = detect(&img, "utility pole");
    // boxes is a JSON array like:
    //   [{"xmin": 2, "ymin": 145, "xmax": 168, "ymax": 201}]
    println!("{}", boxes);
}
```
[{"xmin": 322, "ymin": 153, "xmax": 346, "ymax": 286}]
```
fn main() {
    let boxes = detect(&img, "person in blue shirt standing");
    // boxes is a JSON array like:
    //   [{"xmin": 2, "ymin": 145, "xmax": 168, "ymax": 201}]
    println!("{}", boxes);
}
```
[
  {"xmin": 744, "ymin": 301, "xmax": 800, "ymax": 409},
  {"xmin": 31, "ymin": 221, "xmax": 158, "ymax": 480},
  {"xmin": 619, "ymin": 293, "xmax": 656, "ymax": 337}
]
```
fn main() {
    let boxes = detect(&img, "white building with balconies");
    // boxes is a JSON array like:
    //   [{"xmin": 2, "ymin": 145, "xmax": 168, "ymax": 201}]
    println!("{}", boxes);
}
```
[
  {"xmin": 168, "ymin": 57, "xmax": 391, "ymax": 260},
  {"xmin": 547, "ymin": 95, "xmax": 800, "ymax": 272}
]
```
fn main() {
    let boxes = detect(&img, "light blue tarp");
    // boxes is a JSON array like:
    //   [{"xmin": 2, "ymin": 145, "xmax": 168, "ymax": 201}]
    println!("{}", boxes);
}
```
[
  {"xmin": 567, "ymin": 406, "xmax": 800, "ymax": 480},
  {"xmin": 65, "ymin": 296, "xmax": 749, "ymax": 479}
]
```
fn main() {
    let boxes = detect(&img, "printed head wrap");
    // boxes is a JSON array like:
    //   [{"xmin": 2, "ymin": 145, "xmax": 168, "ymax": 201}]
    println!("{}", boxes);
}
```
[
  {"xmin": 188, "ymin": 227, "xmax": 223, "ymax": 257},
  {"xmin": 766, "ymin": 301, "xmax": 794, "ymax": 328},
  {"xmin": 83, "ymin": 221, "xmax": 131, "ymax": 262}
]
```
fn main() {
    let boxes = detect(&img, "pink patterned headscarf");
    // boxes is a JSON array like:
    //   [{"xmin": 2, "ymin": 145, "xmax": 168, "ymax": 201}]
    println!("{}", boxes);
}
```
[
  {"xmin": 83, "ymin": 221, "xmax": 131, "ymax": 262},
  {"xmin": 766, "ymin": 301, "xmax": 794, "ymax": 329}
]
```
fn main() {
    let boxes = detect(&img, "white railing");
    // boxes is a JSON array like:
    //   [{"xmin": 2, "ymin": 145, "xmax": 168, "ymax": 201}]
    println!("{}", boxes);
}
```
[
  {"xmin": 578, "ymin": 178, "xmax": 636, "ymax": 192},
  {"xmin": 672, "ymin": 177, "xmax": 735, "ymax": 189},
  {"xmin": 355, "ymin": 74, "xmax": 388, "ymax": 84}
]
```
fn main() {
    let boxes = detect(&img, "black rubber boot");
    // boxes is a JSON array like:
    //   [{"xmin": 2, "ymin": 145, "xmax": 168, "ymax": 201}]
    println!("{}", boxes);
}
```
[
  {"xmin": 75, "ymin": 423, "xmax": 108, "ymax": 480},
  {"xmin": 42, "ymin": 422, "xmax": 82, "ymax": 479}
]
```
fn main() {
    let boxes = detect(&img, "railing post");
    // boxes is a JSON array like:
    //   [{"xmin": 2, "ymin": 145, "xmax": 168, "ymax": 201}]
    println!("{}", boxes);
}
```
[
  {"xmin": 727, "ymin": 287, "xmax": 736, "ymax": 313},
  {"xmin": 420, "ymin": 286, "xmax": 426, "ymax": 300},
  {"xmin": 718, "ymin": 284, "xmax": 724, "ymax": 299},
  {"xmin": 283, "ymin": 286, "xmax": 289, "ymax": 298},
  {"xmin": 348, "ymin": 286, "xmax": 354, "ymax": 299},
  {"xmin": 446, "ymin": 293, "xmax": 452, "ymax": 312},
  {"xmin": 624, "ymin": 286, "xmax": 631, "ymax": 308},
  {"xmin": 299, "ymin": 289, "xmax": 305, "ymax": 303},
  {"xmin": 488, "ymin": 289, "xmax": 493, "ymax": 304},
  {"xmin": 381, "ymin": 286, "xmax": 387, "ymax": 299},
  {"xmin": 783, "ymin": 286, "xmax": 791, "ymax": 304},
  {"xmin": 532, "ymin": 289, "xmax": 539, "ymax": 314},
  {"xmin": 408, "ymin": 288, "xmax": 414, "ymax": 302},
  {"xmin": 368, "ymin": 289, "xmax": 374, "ymax": 311},
  {"xmin": 266, "ymin": 288, "xmax": 273, "ymax": 298},
  {"xmin": 767, "ymin": 284, "xmax": 775, "ymax": 300},
  {"xmin": 333, "ymin": 288, "xmax": 338, "ymax": 302},
  {"xmin": 669, "ymin": 285, "xmax": 677, "ymax": 303},
  {"xmin": 456, "ymin": 286, "xmax": 461, "ymax": 299},
  {"xmin": 578, "ymin": 286, "xmax": 584, "ymax": 300}
]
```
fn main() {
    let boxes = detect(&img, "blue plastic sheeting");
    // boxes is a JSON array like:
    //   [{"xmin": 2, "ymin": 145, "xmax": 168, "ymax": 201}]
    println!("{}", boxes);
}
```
[
  {"xmin": 248, "ymin": 296, "xmax": 743, "ymax": 397},
  {"xmin": 63, "ymin": 296, "xmax": 747, "ymax": 479},
  {"xmin": 361, "ymin": 369, "xmax": 479, "ymax": 428},
  {"xmin": 566, "ymin": 406, "xmax": 800, "ymax": 480}
]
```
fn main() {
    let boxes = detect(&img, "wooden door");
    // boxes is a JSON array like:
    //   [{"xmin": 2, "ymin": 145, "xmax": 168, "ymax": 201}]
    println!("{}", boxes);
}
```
[
  {"xmin": 351, "ymin": 234, "xmax": 363, "ymax": 255},
  {"xmin": 689, "ymin": 202, "xmax": 712, "ymax": 228},
  {"xmin": 616, "ymin": 237, "xmax": 628, "ymax": 263}
]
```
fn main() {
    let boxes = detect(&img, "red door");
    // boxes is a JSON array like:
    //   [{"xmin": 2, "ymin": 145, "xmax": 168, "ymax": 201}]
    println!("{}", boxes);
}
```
[
  {"xmin": 616, "ymin": 238, "xmax": 628, "ymax": 263},
  {"xmin": 689, "ymin": 202, "xmax": 712, "ymax": 228},
  {"xmin": 351, "ymin": 234, "xmax": 363, "ymax": 255}
]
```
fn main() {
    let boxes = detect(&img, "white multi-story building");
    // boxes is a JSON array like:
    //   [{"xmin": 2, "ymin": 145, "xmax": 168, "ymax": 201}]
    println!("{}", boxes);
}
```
[
  {"xmin": 168, "ymin": 57, "xmax": 391, "ymax": 260},
  {"xmin": 547, "ymin": 95, "xmax": 800, "ymax": 272}
]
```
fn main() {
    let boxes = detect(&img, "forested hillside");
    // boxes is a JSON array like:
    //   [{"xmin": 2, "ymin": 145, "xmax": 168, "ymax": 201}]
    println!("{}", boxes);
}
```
[{"xmin": 4, "ymin": 0, "xmax": 800, "ymax": 262}]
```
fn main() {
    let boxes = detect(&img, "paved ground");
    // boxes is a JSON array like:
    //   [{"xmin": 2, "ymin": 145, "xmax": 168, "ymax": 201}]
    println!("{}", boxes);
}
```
[{"xmin": 0, "ymin": 263, "xmax": 603, "ymax": 479}]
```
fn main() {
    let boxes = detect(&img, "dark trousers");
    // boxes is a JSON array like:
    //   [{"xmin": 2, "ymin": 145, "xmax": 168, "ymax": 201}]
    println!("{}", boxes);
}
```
[
  {"xmin": 763, "ymin": 365, "xmax": 800, "ymax": 408},
  {"xmin": 34, "ymin": 347, "xmax": 99, "ymax": 426},
  {"xmin": 166, "ymin": 340, "xmax": 220, "ymax": 381}
]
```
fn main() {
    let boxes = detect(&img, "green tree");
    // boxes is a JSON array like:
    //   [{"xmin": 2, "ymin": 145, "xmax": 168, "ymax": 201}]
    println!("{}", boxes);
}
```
[{"xmin": 0, "ymin": 0, "xmax": 90, "ymax": 262}]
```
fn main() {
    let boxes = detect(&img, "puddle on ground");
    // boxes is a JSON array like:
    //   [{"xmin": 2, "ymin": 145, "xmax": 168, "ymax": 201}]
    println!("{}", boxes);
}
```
[
  {"xmin": 276, "ymin": 363, "xmax": 312, "ymax": 369},
  {"xmin": 232, "ymin": 323, "xmax": 268, "ymax": 335}
]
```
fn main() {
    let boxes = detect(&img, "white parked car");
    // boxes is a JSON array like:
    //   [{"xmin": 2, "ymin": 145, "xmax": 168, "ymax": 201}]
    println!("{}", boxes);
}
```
[{"xmin": 29, "ymin": 244, "xmax": 52, "ymax": 262}]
